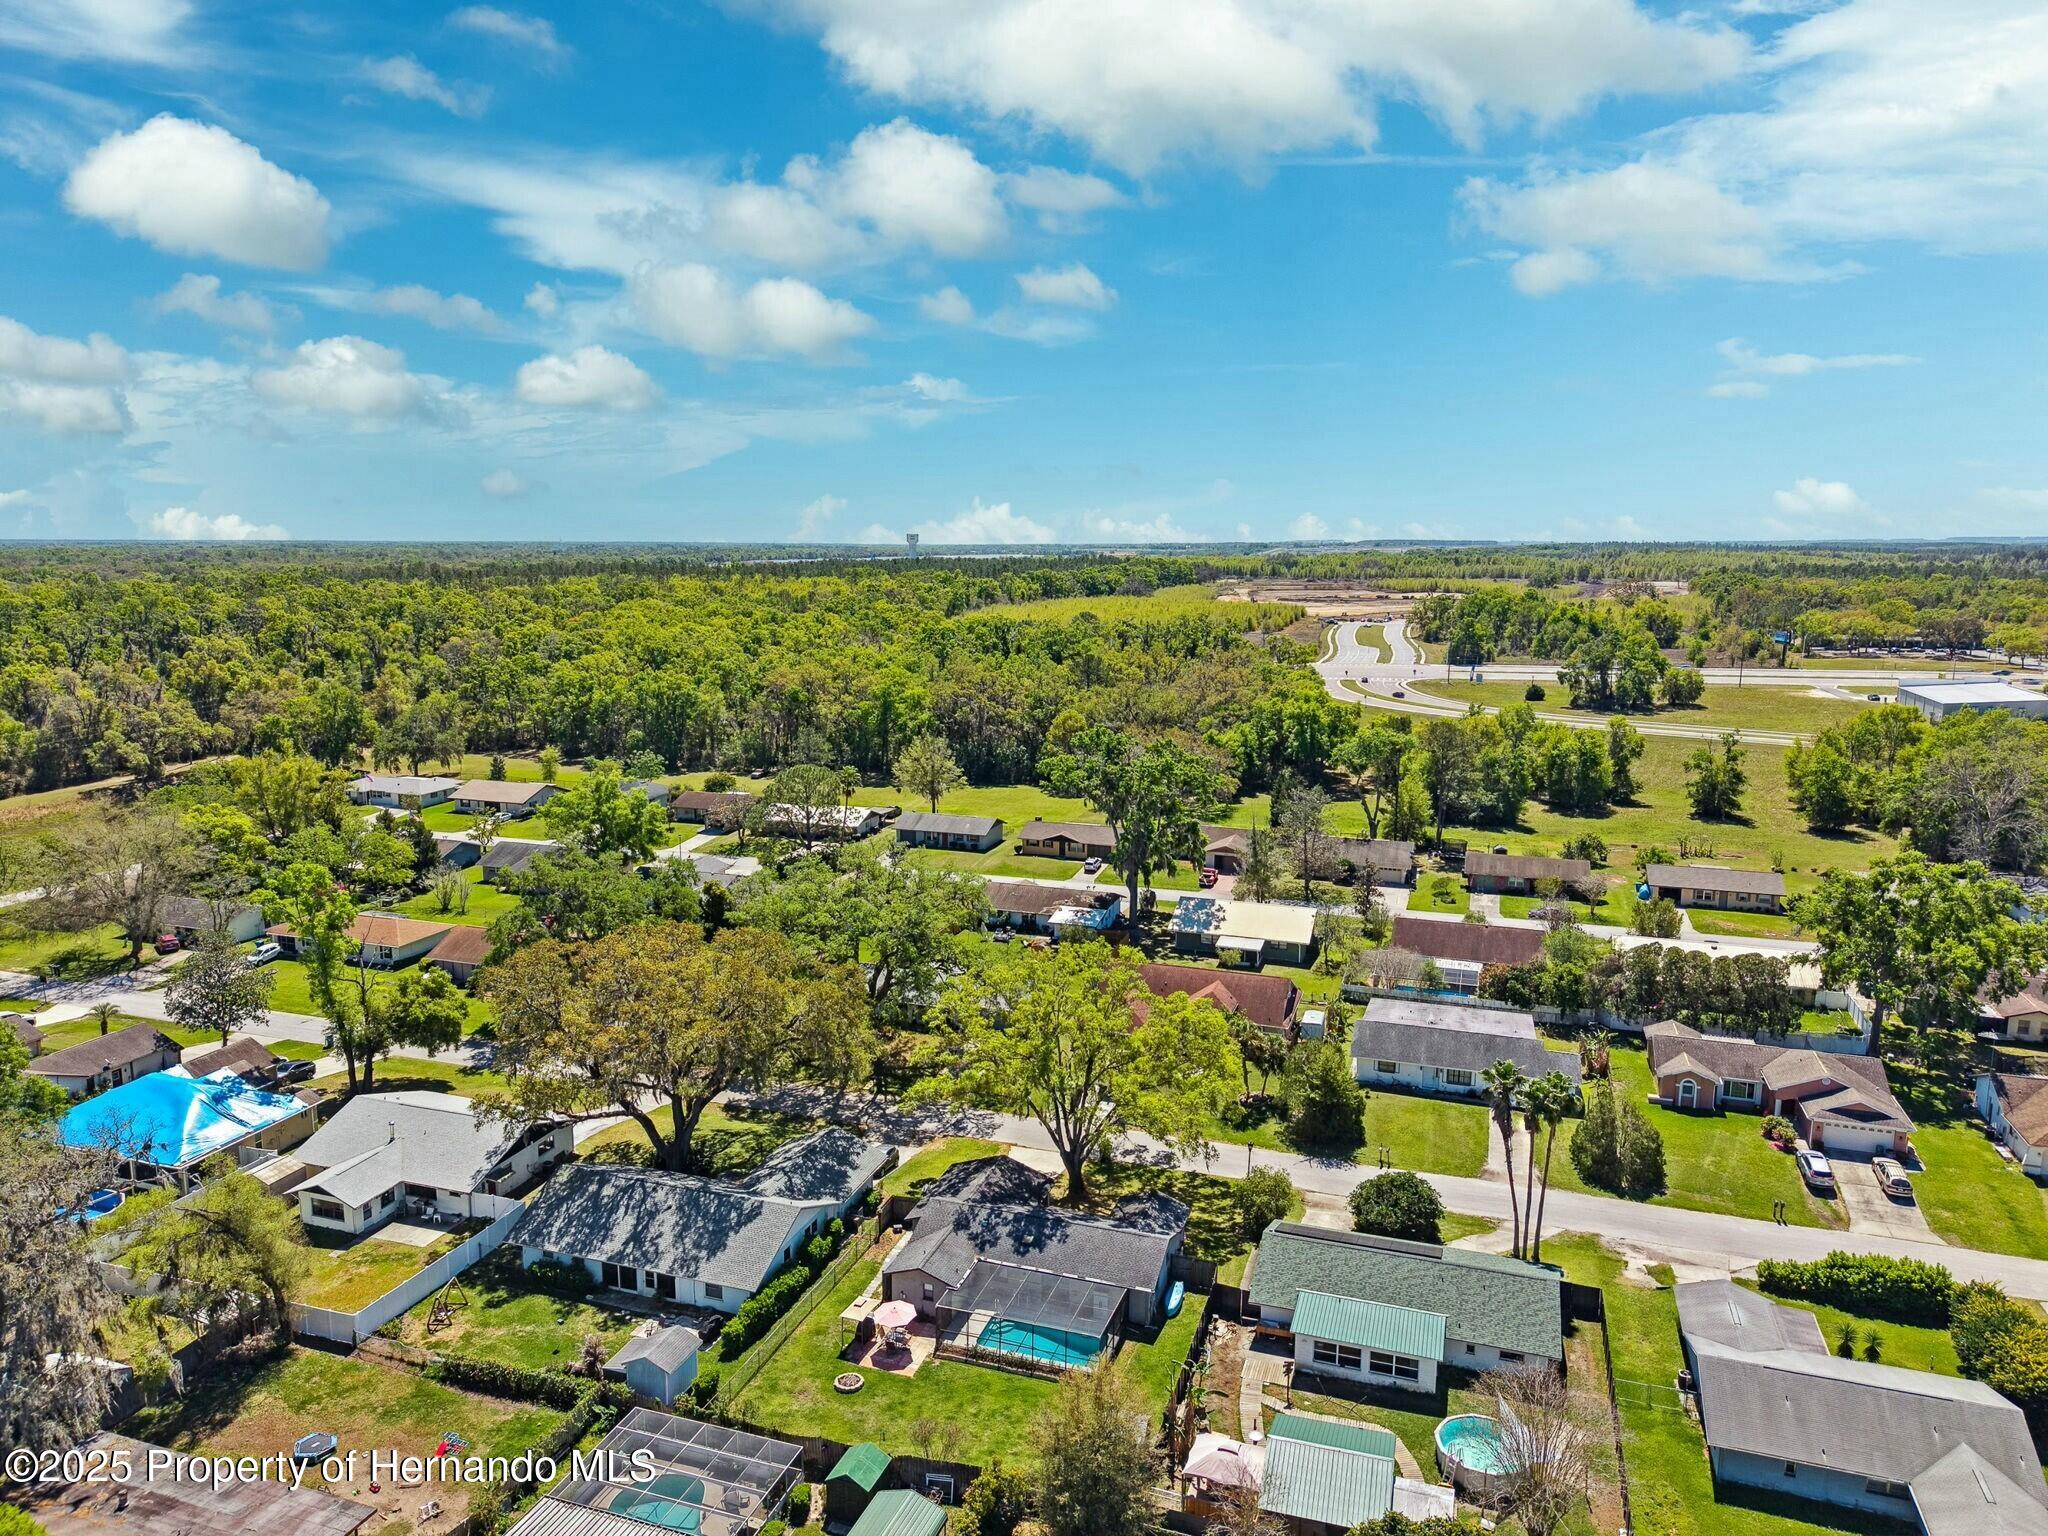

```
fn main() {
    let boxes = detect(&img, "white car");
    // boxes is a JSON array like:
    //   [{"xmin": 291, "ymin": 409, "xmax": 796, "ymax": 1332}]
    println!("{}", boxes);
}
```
[
  {"xmin": 246, "ymin": 941, "xmax": 282, "ymax": 968},
  {"xmin": 1872, "ymin": 1156, "xmax": 1913, "ymax": 1198},
  {"xmin": 1795, "ymin": 1149, "xmax": 1836, "ymax": 1191}
]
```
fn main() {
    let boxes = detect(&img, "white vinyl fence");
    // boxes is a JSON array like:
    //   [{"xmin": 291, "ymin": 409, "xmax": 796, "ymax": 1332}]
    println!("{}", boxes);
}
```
[{"xmin": 292, "ymin": 1196, "xmax": 523, "ymax": 1346}]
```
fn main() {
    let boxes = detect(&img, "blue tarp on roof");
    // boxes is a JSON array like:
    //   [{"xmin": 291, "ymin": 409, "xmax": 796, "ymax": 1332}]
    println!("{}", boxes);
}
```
[{"xmin": 59, "ymin": 1068, "xmax": 305, "ymax": 1169}]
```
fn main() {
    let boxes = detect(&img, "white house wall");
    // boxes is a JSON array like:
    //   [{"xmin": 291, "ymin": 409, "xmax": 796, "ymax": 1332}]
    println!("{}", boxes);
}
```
[
  {"xmin": 1354, "ymin": 1060, "xmax": 1485, "ymax": 1097},
  {"xmin": 1709, "ymin": 1448, "xmax": 1916, "ymax": 1521}
]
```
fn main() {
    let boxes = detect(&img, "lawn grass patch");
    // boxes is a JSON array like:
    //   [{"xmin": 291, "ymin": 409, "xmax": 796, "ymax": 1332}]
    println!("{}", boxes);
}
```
[
  {"xmin": 300, "ymin": 1226, "xmax": 469, "ymax": 1312},
  {"xmin": 881, "ymin": 1136, "xmax": 1004, "ymax": 1198},
  {"xmin": 1687, "ymin": 909, "xmax": 1803, "ymax": 939},
  {"xmin": 0, "ymin": 923, "xmax": 152, "ymax": 978},
  {"xmin": 1407, "ymin": 874, "xmax": 1470, "ymax": 915},
  {"xmin": 1547, "ymin": 1047, "xmax": 1843, "ymax": 1228},
  {"xmin": 574, "ymin": 1099, "xmax": 814, "ymax": 1175},
  {"xmin": 1438, "ymin": 1212, "xmax": 1500, "ymax": 1245},
  {"xmin": 1425, "ymin": 679, "xmax": 1873, "ymax": 737},
  {"xmin": 1365, "ymin": 1088, "xmax": 1492, "ymax": 1178},
  {"xmin": 33, "ymin": 1012, "xmax": 184, "ymax": 1053},
  {"xmin": 262, "ymin": 955, "xmax": 494, "ymax": 1032},
  {"xmin": 309, "ymin": 1055, "xmax": 511, "ymax": 1102},
  {"xmin": 386, "ymin": 1254, "xmax": 640, "ymax": 1371},
  {"xmin": 393, "ymin": 868, "xmax": 522, "ymax": 928},
  {"xmin": 1890, "ymin": 1063, "xmax": 2048, "ymax": 1258},
  {"xmin": 417, "ymin": 804, "xmax": 479, "ymax": 833},
  {"xmin": 899, "ymin": 844, "xmax": 1083, "ymax": 880}
]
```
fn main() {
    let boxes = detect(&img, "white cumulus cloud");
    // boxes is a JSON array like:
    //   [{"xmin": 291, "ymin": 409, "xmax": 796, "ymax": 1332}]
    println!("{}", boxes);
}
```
[
  {"xmin": 1709, "ymin": 337, "xmax": 1917, "ymax": 395},
  {"xmin": 154, "ymin": 273, "xmax": 286, "ymax": 334},
  {"xmin": 301, "ymin": 283, "xmax": 503, "ymax": 334},
  {"xmin": 481, "ymin": 468, "xmax": 531, "ymax": 497},
  {"xmin": 0, "ymin": 313, "xmax": 129, "ymax": 434},
  {"xmin": 630, "ymin": 264, "xmax": 872, "ymax": 361},
  {"xmin": 1773, "ymin": 477, "xmax": 1868, "ymax": 517},
  {"xmin": 796, "ymin": 493, "xmax": 845, "ymax": 535},
  {"xmin": 906, "ymin": 373, "xmax": 967, "ymax": 402},
  {"xmin": 920, "ymin": 286, "xmax": 975, "ymax": 325},
  {"xmin": 253, "ymin": 336, "xmax": 439, "ymax": 419},
  {"xmin": 864, "ymin": 498, "xmax": 1056, "ymax": 545},
  {"xmin": 1016, "ymin": 262, "xmax": 1116, "ymax": 310},
  {"xmin": 1290, "ymin": 513, "xmax": 1330, "ymax": 539},
  {"xmin": 794, "ymin": 118, "xmax": 1007, "ymax": 256},
  {"xmin": 523, "ymin": 283, "xmax": 559, "ymax": 318},
  {"xmin": 65, "ymin": 115, "xmax": 331, "ymax": 270},
  {"xmin": 513, "ymin": 345, "xmax": 658, "ymax": 409},
  {"xmin": 362, "ymin": 55, "xmax": 490, "ymax": 117},
  {"xmin": 145, "ymin": 506, "xmax": 288, "ymax": 540},
  {"xmin": 1004, "ymin": 165, "xmax": 1126, "ymax": 229},
  {"xmin": 449, "ymin": 6, "xmax": 569, "ymax": 65}
]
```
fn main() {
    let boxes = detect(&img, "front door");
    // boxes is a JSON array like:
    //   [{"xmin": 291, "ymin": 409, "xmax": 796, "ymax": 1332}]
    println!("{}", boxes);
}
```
[{"xmin": 1677, "ymin": 1079, "xmax": 1697, "ymax": 1109}]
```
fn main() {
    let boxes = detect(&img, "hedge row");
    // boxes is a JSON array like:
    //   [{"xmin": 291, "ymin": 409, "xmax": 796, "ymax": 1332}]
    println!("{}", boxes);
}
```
[
  {"xmin": 720, "ymin": 1218, "xmax": 845, "ymax": 1354},
  {"xmin": 429, "ymin": 1354, "xmax": 634, "ymax": 1413},
  {"xmin": 1755, "ymin": 1251, "xmax": 1956, "ymax": 1326}
]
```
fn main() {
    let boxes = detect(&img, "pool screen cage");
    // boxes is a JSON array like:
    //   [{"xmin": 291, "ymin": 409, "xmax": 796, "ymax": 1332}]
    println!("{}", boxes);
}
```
[
  {"xmin": 935, "ymin": 1260, "xmax": 1123, "ymax": 1366},
  {"xmin": 545, "ymin": 1409, "xmax": 802, "ymax": 1536}
]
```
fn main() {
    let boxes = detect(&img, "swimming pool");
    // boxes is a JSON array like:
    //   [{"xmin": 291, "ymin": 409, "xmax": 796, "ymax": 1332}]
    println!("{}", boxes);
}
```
[
  {"xmin": 601, "ymin": 1472, "xmax": 707, "ymax": 1531},
  {"xmin": 1436, "ymin": 1414, "xmax": 1511, "ymax": 1477},
  {"xmin": 975, "ymin": 1318, "xmax": 1104, "ymax": 1369}
]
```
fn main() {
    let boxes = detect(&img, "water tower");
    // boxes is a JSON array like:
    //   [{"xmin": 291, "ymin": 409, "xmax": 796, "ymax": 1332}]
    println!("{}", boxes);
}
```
[{"xmin": 905, "ymin": 532, "xmax": 920, "ymax": 557}]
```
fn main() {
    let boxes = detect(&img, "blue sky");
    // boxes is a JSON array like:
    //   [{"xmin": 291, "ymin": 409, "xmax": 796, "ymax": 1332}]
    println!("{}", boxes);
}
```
[{"xmin": 0, "ymin": 0, "xmax": 2044, "ymax": 545}]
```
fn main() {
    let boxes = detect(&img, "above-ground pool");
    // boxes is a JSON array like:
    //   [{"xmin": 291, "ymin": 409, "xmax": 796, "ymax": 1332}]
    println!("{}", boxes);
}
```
[
  {"xmin": 66, "ymin": 1189, "xmax": 124, "ymax": 1222},
  {"xmin": 976, "ymin": 1318, "xmax": 1104, "ymax": 1369},
  {"xmin": 1436, "ymin": 1414, "xmax": 1511, "ymax": 1495}
]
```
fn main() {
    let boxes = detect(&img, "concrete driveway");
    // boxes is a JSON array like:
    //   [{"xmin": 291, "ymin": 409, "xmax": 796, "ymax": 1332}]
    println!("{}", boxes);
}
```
[{"xmin": 1830, "ymin": 1153, "xmax": 1938, "ymax": 1240}]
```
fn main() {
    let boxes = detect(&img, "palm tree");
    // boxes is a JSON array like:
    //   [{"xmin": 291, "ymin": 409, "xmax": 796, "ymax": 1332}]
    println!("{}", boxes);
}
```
[
  {"xmin": 1481, "ymin": 1059, "xmax": 1529, "ymax": 1258},
  {"xmin": 89, "ymin": 1000, "xmax": 121, "ymax": 1036},
  {"xmin": 1524, "ymin": 1072, "xmax": 1578, "ymax": 1265}
]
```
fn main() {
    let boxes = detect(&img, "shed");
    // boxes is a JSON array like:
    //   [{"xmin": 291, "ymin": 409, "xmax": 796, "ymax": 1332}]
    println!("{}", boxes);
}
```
[
  {"xmin": 605, "ymin": 1323, "xmax": 702, "ymax": 1407},
  {"xmin": 849, "ymin": 1490, "xmax": 947, "ymax": 1536},
  {"xmin": 826, "ymin": 1441, "xmax": 896, "ymax": 1524}
]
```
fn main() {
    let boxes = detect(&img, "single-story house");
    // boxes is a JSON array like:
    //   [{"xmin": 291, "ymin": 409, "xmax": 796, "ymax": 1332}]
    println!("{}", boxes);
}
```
[
  {"xmin": 1016, "ymin": 819, "xmax": 1117, "ymax": 861},
  {"xmin": 850, "ymin": 1490, "xmax": 949, "ymax": 1536},
  {"xmin": 348, "ymin": 773, "xmax": 459, "ymax": 809},
  {"xmin": 1169, "ymin": 897, "xmax": 1318, "ymax": 969},
  {"xmin": 670, "ymin": 789, "xmax": 754, "ymax": 829},
  {"xmin": 1676, "ymin": 1279, "xmax": 2048, "ymax": 1536},
  {"xmin": 1329, "ymin": 838, "xmax": 1419, "ymax": 887},
  {"xmin": 424, "ymin": 923, "xmax": 492, "ymax": 985},
  {"xmin": 1380, "ymin": 915, "xmax": 1545, "ymax": 993},
  {"xmin": 13, "ymin": 1431, "xmax": 376, "ymax": 1536},
  {"xmin": 1980, "ymin": 976, "xmax": 2048, "ymax": 1041},
  {"xmin": 60, "ymin": 1068, "xmax": 316, "ymax": 1187},
  {"xmin": 480, "ymin": 839, "xmax": 563, "ymax": 884},
  {"xmin": 625, "ymin": 779, "xmax": 673, "ymax": 809},
  {"xmin": 158, "ymin": 894, "xmax": 266, "ymax": 945},
  {"xmin": 984, "ymin": 880, "xmax": 1123, "ymax": 935},
  {"xmin": 826, "ymin": 1443, "xmax": 899, "ymax": 1527},
  {"xmin": 894, "ymin": 811, "xmax": 1004, "ymax": 852},
  {"xmin": 1248, "ymin": 1223, "xmax": 1564, "ymax": 1392},
  {"xmin": 1643, "ymin": 863, "xmax": 1787, "ymax": 914},
  {"xmin": 506, "ymin": 1411, "xmax": 800, "ymax": 1536},
  {"xmin": 454, "ymin": 779, "xmax": 560, "ymax": 819},
  {"xmin": 1350, "ymin": 997, "xmax": 1579, "ymax": 1096},
  {"xmin": 1464, "ymin": 852, "xmax": 1594, "ymax": 897},
  {"xmin": 1202, "ymin": 825, "xmax": 1250, "ymax": 872},
  {"xmin": 176, "ymin": 1035, "xmax": 285, "ymax": 1086},
  {"xmin": 688, "ymin": 852, "xmax": 761, "ymax": 889},
  {"xmin": 606, "ymin": 1322, "xmax": 702, "ymax": 1407},
  {"xmin": 1976, "ymin": 1073, "xmax": 2048, "ymax": 1177},
  {"xmin": 433, "ymin": 834, "xmax": 481, "ymax": 871},
  {"xmin": 295, "ymin": 1090, "xmax": 570, "ymax": 1234},
  {"xmin": 26, "ymin": 1024, "xmax": 179, "ymax": 1099},
  {"xmin": 1647, "ymin": 1021, "xmax": 1913, "ymax": 1156},
  {"xmin": 513, "ymin": 1129, "xmax": 890, "ymax": 1311},
  {"xmin": 1140, "ymin": 961, "xmax": 1300, "ymax": 1035},
  {"xmin": 270, "ymin": 912, "xmax": 453, "ymax": 968},
  {"xmin": 881, "ymin": 1155, "xmax": 1187, "ymax": 1344},
  {"xmin": 760, "ymin": 802, "xmax": 887, "ymax": 841},
  {"xmin": 6, "ymin": 1009, "xmax": 44, "ymax": 1055}
]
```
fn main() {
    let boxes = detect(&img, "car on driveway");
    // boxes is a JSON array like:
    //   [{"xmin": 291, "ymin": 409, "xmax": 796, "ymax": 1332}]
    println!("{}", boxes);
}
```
[
  {"xmin": 275, "ymin": 1059, "xmax": 317, "ymax": 1084},
  {"xmin": 246, "ymin": 941, "xmax": 281, "ymax": 968},
  {"xmin": 1082, "ymin": 856, "xmax": 1103, "ymax": 875},
  {"xmin": 1872, "ymin": 1156, "xmax": 1914, "ymax": 1197},
  {"xmin": 1796, "ymin": 1148, "xmax": 1836, "ymax": 1191},
  {"xmin": 1199, "ymin": 867, "xmax": 1219, "ymax": 888}
]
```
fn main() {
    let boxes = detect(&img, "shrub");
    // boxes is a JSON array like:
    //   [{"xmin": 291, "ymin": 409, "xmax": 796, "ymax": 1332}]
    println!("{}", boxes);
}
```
[
  {"xmin": 1760, "ymin": 1114, "xmax": 1794, "ymax": 1143},
  {"xmin": 1233, "ymin": 1167, "xmax": 1295, "ymax": 1239},
  {"xmin": 956, "ymin": 1461, "xmax": 1031, "ymax": 1536},
  {"xmin": 1524, "ymin": 683, "xmax": 1546, "ymax": 702},
  {"xmin": 704, "ymin": 771, "xmax": 737, "ymax": 792},
  {"xmin": 429, "ymin": 1356, "xmax": 634, "ymax": 1412},
  {"xmin": 1560, "ymin": 833, "xmax": 1606, "ymax": 866},
  {"xmin": 1286, "ymin": 1039, "xmax": 1367, "ymax": 1150},
  {"xmin": 1951, "ymin": 1283, "xmax": 2048, "ymax": 1409},
  {"xmin": 723, "ymin": 1266, "xmax": 814, "ymax": 1353},
  {"xmin": 1630, "ymin": 897, "xmax": 1681, "ymax": 939},
  {"xmin": 1349, "ymin": 1171, "xmax": 1444, "ymax": 1242},
  {"xmin": 1569, "ymin": 1082, "xmax": 1663, "ymax": 1198},
  {"xmin": 786, "ymin": 1484, "xmax": 813, "ymax": 1521},
  {"xmin": 522, "ymin": 1258, "xmax": 596, "ymax": 1296},
  {"xmin": 1756, "ymin": 1252, "xmax": 1956, "ymax": 1326}
]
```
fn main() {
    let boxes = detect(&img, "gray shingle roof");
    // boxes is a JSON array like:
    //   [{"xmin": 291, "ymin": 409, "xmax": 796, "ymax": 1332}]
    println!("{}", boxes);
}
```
[
  {"xmin": 608, "ymin": 1324, "xmax": 702, "ymax": 1375},
  {"xmin": 27, "ymin": 1023, "xmax": 174, "ymax": 1080},
  {"xmin": 297, "ymin": 1091, "xmax": 539, "ymax": 1201},
  {"xmin": 1351, "ymin": 999, "xmax": 1581, "ymax": 1084},
  {"xmin": 481, "ymin": 839, "xmax": 562, "ymax": 874},
  {"xmin": 1015, "ymin": 819, "xmax": 1116, "ymax": 851},
  {"xmin": 1674, "ymin": 1279, "xmax": 1827, "ymax": 1356},
  {"xmin": 1248, "ymin": 1223, "xmax": 1563, "ymax": 1361},
  {"xmin": 1389, "ymin": 916, "xmax": 1545, "ymax": 969},
  {"xmin": 1644, "ymin": 863, "xmax": 1787, "ymax": 898},
  {"xmin": 911, "ymin": 1154, "xmax": 1053, "ymax": 1208},
  {"xmin": 1465, "ymin": 852, "xmax": 1592, "ymax": 883},
  {"xmin": 159, "ymin": 895, "xmax": 263, "ymax": 931},
  {"xmin": 734, "ymin": 1127, "xmax": 892, "ymax": 1205},
  {"xmin": 884, "ymin": 1191, "xmax": 1186, "ymax": 1295},
  {"xmin": 1911, "ymin": 1445, "xmax": 2048, "ymax": 1536},
  {"xmin": 512, "ymin": 1162, "xmax": 827, "ymax": 1293},
  {"xmin": 895, "ymin": 811, "xmax": 1003, "ymax": 837}
]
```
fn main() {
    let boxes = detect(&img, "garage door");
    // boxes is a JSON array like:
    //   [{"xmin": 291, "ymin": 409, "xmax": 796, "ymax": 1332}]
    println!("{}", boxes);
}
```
[{"xmin": 1814, "ymin": 1124, "xmax": 1892, "ymax": 1156}]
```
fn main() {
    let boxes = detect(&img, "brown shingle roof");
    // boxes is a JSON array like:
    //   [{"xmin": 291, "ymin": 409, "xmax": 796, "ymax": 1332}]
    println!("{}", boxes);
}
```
[
  {"xmin": 454, "ymin": 779, "xmax": 553, "ymax": 806},
  {"xmin": 1988, "ymin": 1074, "xmax": 2048, "ymax": 1147},
  {"xmin": 1465, "ymin": 852, "xmax": 1593, "ymax": 883},
  {"xmin": 1390, "ymin": 915, "xmax": 1544, "ymax": 969},
  {"xmin": 671, "ymin": 789, "xmax": 754, "ymax": 813},
  {"xmin": 26, "ymin": 1023, "xmax": 174, "ymax": 1080},
  {"xmin": 426, "ymin": 925, "xmax": 492, "ymax": 967},
  {"xmin": 1016, "ymin": 819, "xmax": 1117, "ymax": 852},
  {"xmin": 1646, "ymin": 1022, "xmax": 1913, "ymax": 1133},
  {"xmin": 1139, "ymin": 962, "xmax": 1298, "ymax": 1032},
  {"xmin": 1982, "ymin": 977, "xmax": 2048, "ymax": 1022},
  {"xmin": 179, "ymin": 1036, "xmax": 280, "ymax": 1080},
  {"xmin": 348, "ymin": 913, "xmax": 456, "ymax": 948}
]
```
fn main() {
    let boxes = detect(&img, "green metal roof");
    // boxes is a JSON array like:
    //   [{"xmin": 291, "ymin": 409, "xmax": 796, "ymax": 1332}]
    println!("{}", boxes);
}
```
[
  {"xmin": 827, "ymin": 1442, "xmax": 892, "ymax": 1491},
  {"xmin": 1268, "ymin": 1413, "xmax": 1399, "ymax": 1459},
  {"xmin": 1292, "ymin": 1292, "xmax": 1448, "ymax": 1361},
  {"xmin": 1247, "ymin": 1223, "xmax": 1562, "ymax": 1362},
  {"xmin": 1261, "ymin": 1437, "xmax": 1395, "ymax": 1530},
  {"xmin": 848, "ymin": 1490, "xmax": 948, "ymax": 1536}
]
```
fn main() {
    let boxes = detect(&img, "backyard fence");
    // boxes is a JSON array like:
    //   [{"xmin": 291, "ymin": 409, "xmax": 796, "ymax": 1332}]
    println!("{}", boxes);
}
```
[
  {"xmin": 712, "ymin": 1212, "xmax": 881, "ymax": 1412},
  {"xmin": 290, "ymin": 1199, "xmax": 524, "ymax": 1346}
]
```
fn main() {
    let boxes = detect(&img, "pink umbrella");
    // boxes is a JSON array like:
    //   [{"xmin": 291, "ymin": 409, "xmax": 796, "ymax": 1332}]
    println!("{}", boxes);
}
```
[{"xmin": 873, "ymin": 1301, "xmax": 918, "ymax": 1330}]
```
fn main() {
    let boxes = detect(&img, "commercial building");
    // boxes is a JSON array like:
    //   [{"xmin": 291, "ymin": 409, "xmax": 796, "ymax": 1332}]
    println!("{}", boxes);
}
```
[{"xmin": 1898, "ymin": 679, "xmax": 2048, "ymax": 723}]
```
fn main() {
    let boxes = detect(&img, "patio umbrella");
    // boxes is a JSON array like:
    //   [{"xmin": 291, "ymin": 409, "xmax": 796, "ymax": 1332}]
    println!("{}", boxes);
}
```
[{"xmin": 873, "ymin": 1301, "xmax": 917, "ymax": 1330}]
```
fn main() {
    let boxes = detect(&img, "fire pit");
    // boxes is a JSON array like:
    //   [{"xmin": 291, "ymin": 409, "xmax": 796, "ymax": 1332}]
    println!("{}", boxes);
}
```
[{"xmin": 833, "ymin": 1372, "xmax": 865, "ymax": 1394}]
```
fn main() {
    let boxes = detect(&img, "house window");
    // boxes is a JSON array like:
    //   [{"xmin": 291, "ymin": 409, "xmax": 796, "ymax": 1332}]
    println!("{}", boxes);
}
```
[
  {"xmin": 1464, "ymin": 1343, "xmax": 1476, "ymax": 1356},
  {"xmin": 600, "ymin": 1261, "xmax": 631, "ymax": 1291},
  {"xmin": 1864, "ymin": 1480, "xmax": 1911, "ymax": 1500},
  {"xmin": 704, "ymin": 1282, "xmax": 724, "ymax": 1301},
  {"xmin": 654, "ymin": 1272, "xmax": 676, "ymax": 1301},
  {"xmin": 1443, "ymin": 1068, "xmax": 1475, "ymax": 1088},
  {"xmin": 1311, "ymin": 1340, "xmax": 1364, "ymax": 1371},
  {"xmin": 1723, "ymin": 1080, "xmax": 1759, "ymax": 1104},
  {"xmin": 1498, "ymin": 1350, "xmax": 1525, "ymax": 1364},
  {"xmin": 404, "ymin": 1183, "xmax": 435, "ymax": 1201},
  {"xmin": 1783, "ymin": 1463, "xmax": 1798, "ymax": 1479},
  {"xmin": 1376, "ymin": 1061, "xmax": 1399, "ymax": 1075},
  {"xmin": 922, "ymin": 1282, "xmax": 936, "ymax": 1300},
  {"xmin": 380, "ymin": 1189, "xmax": 396, "ymax": 1208},
  {"xmin": 1368, "ymin": 1351, "xmax": 1421, "ymax": 1382},
  {"xmin": 310, "ymin": 1198, "xmax": 345, "ymax": 1222}
]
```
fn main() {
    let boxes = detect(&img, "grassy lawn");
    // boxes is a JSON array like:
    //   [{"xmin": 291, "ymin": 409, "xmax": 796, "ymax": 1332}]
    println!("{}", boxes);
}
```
[
  {"xmin": 900, "ymin": 844, "xmax": 1083, "ymax": 880},
  {"xmin": 1439, "ymin": 1212, "xmax": 1501, "ymax": 1245},
  {"xmin": 385, "ymin": 1253, "xmax": 640, "ymax": 1370},
  {"xmin": 301, "ymin": 1226, "xmax": 469, "ymax": 1311},
  {"xmin": 1500, "ymin": 890, "xmax": 1634, "ymax": 924},
  {"xmin": 1285, "ymin": 1380, "xmax": 1498, "ymax": 1488},
  {"xmin": 309, "ymin": 1055, "xmax": 511, "ymax": 1101},
  {"xmin": 1366, "ymin": 1088, "xmax": 1493, "ymax": 1178},
  {"xmin": 1347, "ymin": 726, "xmax": 1900, "ymax": 892},
  {"xmin": 1730, "ymin": 1280, "xmax": 1961, "ymax": 1374},
  {"xmin": 33, "ymin": 1012, "xmax": 186, "ymax": 1052},
  {"xmin": 1548, "ymin": 1234, "xmax": 1919, "ymax": 1536},
  {"xmin": 880, "ymin": 1136, "xmax": 1004, "ymax": 1198},
  {"xmin": 0, "ymin": 922, "xmax": 156, "ymax": 978},
  {"xmin": 1426, "ymin": 679, "xmax": 1874, "ymax": 737},
  {"xmin": 849, "ymin": 782, "xmax": 1097, "ymax": 827},
  {"xmin": 128, "ymin": 1346, "xmax": 560, "ymax": 1524},
  {"xmin": 1548, "ymin": 1048, "xmax": 1844, "ymax": 1228},
  {"xmin": 574, "ymin": 1099, "xmax": 813, "ymax": 1175},
  {"xmin": 1687, "ymin": 909, "xmax": 1803, "ymax": 939},
  {"xmin": 417, "ymin": 804, "xmax": 479, "ymax": 832},
  {"xmin": 393, "ymin": 868, "xmax": 522, "ymax": 928},
  {"xmin": 1407, "ymin": 874, "xmax": 1470, "ymax": 915},
  {"xmin": 262, "ymin": 955, "xmax": 495, "ymax": 1032},
  {"xmin": 1891, "ymin": 1064, "xmax": 2048, "ymax": 1258}
]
